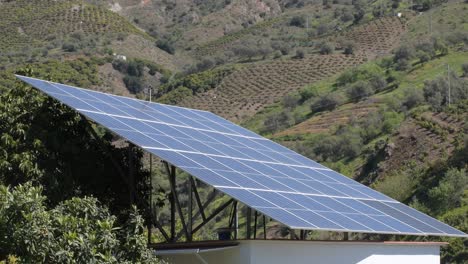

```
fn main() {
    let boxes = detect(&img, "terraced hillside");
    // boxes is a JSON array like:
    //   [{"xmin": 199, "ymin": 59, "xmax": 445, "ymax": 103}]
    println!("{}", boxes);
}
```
[
  {"xmin": 332, "ymin": 16, "xmax": 407, "ymax": 58},
  {"xmin": 379, "ymin": 111, "xmax": 467, "ymax": 176},
  {"xmin": 276, "ymin": 99, "xmax": 383, "ymax": 136},
  {"xmin": 179, "ymin": 53, "xmax": 366, "ymax": 121},
  {"xmin": 0, "ymin": 0, "xmax": 144, "ymax": 51},
  {"xmin": 179, "ymin": 16, "xmax": 406, "ymax": 122}
]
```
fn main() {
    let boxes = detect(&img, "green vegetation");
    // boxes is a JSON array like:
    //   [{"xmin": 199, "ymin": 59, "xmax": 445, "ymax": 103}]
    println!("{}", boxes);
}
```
[
  {"xmin": 0, "ymin": 58, "xmax": 105, "ymax": 93},
  {"xmin": 0, "ymin": 183, "xmax": 158, "ymax": 263},
  {"xmin": 0, "ymin": 0, "xmax": 144, "ymax": 52},
  {"xmin": 0, "ymin": 0, "xmax": 150, "ymax": 67},
  {"xmin": 157, "ymin": 65, "xmax": 237, "ymax": 105},
  {"xmin": 0, "ymin": 70, "xmax": 158, "ymax": 262},
  {"xmin": 112, "ymin": 58, "xmax": 171, "ymax": 94}
]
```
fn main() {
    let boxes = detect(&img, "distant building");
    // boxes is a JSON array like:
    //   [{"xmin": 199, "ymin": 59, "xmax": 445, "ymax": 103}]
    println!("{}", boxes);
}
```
[{"xmin": 113, "ymin": 53, "xmax": 127, "ymax": 61}]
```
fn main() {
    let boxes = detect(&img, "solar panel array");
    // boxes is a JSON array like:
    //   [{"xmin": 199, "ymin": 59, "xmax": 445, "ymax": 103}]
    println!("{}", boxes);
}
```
[{"xmin": 17, "ymin": 75, "xmax": 467, "ymax": 237}]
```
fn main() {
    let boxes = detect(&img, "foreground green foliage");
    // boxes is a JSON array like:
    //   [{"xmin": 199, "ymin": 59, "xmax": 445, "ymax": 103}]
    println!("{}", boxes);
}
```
[{"xmin": 0, "ymin": 183, "xmax": 158, "ymax": 263}]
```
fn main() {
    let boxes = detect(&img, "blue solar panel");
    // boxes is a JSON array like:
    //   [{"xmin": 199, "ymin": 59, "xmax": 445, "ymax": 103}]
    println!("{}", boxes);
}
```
[{"xmin": 17, "ymin": 75, "xmax": 467, "ymax": 238}]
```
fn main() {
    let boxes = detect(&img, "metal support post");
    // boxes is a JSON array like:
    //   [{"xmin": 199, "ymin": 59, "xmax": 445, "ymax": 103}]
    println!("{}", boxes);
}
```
[
  {"xmin": 234, "ymin": 202, "xmax": 238, "ymax": 240},
  {"xmin": 148, "ymin": 154, "xmax": 153, "ymax": 244},
  {"xmin": 246, "ymin": 207, "xmax": 252, "ymax": 239},
  {"xmin": 188, "ymin": 176, "xmax": 193, "ymax": 241},
  {"xmin": 166, "ymin": 163, "xmax": 176, "ymax": 241},
  {"xmin": 254, "ymin": 211, "xmax": 258, "ymax": 239},
  {"xmin": 128, "ymin": 144, "xmax": 135, "ymax": 205},
  {"xmin": 164, "ymin": 162, "xmax": 189, "ymax": 241},
  {"xmin": 190, "ymin": 177, "xmax": 206, "ymax": 221}
]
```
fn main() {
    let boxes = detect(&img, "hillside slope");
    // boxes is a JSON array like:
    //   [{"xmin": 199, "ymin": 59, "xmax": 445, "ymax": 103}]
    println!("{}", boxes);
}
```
[
  {"xmin": 0, "ymin": 0, "xmax": 176, "ymax": 70},
  {"xmin": 177, "ymin": 16, "xmax": 405, "ymax": 122}
]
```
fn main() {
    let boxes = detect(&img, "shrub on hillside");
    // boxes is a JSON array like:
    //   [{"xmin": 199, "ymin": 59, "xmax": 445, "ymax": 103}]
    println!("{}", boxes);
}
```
[
  {"xmin": 282, "ymin": 94, "xmax": 300, "ymax": 109},
  {"xmin": 157, "ymin": 86, "xmax": 193, "ymax": 105},
  {"xmin": 317, "ymin": 24, "xmax": 330, "ymax": 36},
  {"xmin": 417, "ymin": 51, "xmax": 431, "ymax": 65},
  {"xmin": 295, "ymin": 49, "xmax": 306, "ymax": 59},
  {"xmin": 271, "ymin": 41, "xmax": 292, "ymax": 55},
  {"xmin": 318, "ymin": 42, "xmax": 334, "ymax": 55},
  {"xmin": 353, "ymin": 8, "xmax": 365, "ymax": 24},
  {"xmin": 262, "ymin": 112, "xmax": 291, "ymax": 133},
  {"xmin": 369, "ymin": 74, "xmax": 387, "ymax": 91},
  {"xmin": 340, "ymin": 8, "xmax": 354, "ymax": 22},
  {"xmin": 462, "ymin": 63, "xmax": 468, "ymax": 77},
  {"xmin": 336, "ymin": 67, "xmax": 380, "ymax": 87},
  {"xmin": 232, "ymin": 45, "xmax": 261, "ymax": 60},
  {"xmin": 127, "ymin": 60, "xmax": 144, "ymax": 77},
  {"xmin": 342, "ymin": 41, "xmax": 356, "ymax": 55},
  {"xmin": 156, "ymin": 39, "xmax": 175, "ymax": 54},
  {"xmin": 310, "ymin": 93, "xmax": 344, "ymax": 112},
  {"xmin": 445, "ymin": 30, "xmax": 468, "ymax": 46},
  {"xmin": 428, "ymin": 168, "xmax": 467, "ymax": 215},
  {"xmin": 393, "ymin": 45, "xmax": 415, "ymax": 63},
  {"xmin": 123, "ymin": 75, "xmax": 143, "ymax": 93},
  {"xmin": 415, "ymin": 41, "xmax": 436, "ymax": 59},
  {"xmin": 346, "ymin": 81, "xmax": 373, "ymax": 101},
  {"xmin": 312, "ymin": 130, "xmax": 363, "ymax": 162},
  {"xmin": 402, "ymin": 88, "xmax": 425, "ymax": 110},
  {"xmin": 374, "ymin": 169, "xmax": 421, "ymax": 202},
  {"xmin": 395, "ymin": 59, "xmax": 410, "ymax": 71},
  {"xmin": 194, "ymin": 58, "xmax": 215, "ymax": 72},
  {"xmin": 290, "ymin": 16, "xmax": 306, "ymax": 27},
  {"xmin": 299, "ymin": 86, "xmax": 319, "ymax": 102},
  {"xmin": 62, "ymin": 42, "xmax": 77, "ymax": 52}
]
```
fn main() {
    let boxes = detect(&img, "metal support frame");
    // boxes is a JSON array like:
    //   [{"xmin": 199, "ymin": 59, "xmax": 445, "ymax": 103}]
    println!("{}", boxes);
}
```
[
  {"xmin": 174, "ymin": 189, "xmax": 217, "ymax": 241},
  {"xmin": 80, "ymin": 115, "xmax": 247, "ymax": 244},
  {"xmin": 160, "ymin": 161, "xmax": 238, "ymax": 243},
  {"xmin": 190, "ymin": 177, "xmax": 206, "ymax": 221},
  {"xmin": 164, "ymin": 162, "xmax": 189, "ymax": 241},
  {"xmin": 228, "ymin": 201, "xmax": 238, "ymax": 239},
  {"xmin": 192, "ymin": 198, "xmax": 235, "ymax": 234}
]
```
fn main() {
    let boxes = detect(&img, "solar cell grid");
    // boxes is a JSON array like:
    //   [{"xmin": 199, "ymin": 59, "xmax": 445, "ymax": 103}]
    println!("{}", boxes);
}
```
[{"xmin": 16, "ymin": 75, "xmax": 467, "ymax": 238}]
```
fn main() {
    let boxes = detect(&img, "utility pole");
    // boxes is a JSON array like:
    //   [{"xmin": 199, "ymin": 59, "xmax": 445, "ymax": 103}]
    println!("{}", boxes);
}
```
[
  {"xmin": 429, "ymin": 9, "xmax": 432, "ymax": 35},
  {"xmin": 380, "ymin": 1, "xmax": 384, "ymax": 17},
  {"xmin": 447, "ymin": 64, "xmax": 451, "ymax": 106}
]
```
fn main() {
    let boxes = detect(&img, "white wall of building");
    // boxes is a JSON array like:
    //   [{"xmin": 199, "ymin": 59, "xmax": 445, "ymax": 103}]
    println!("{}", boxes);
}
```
[{"xmin": 158, "ymin": 240, "xmax": 443, "ymax": 264}]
